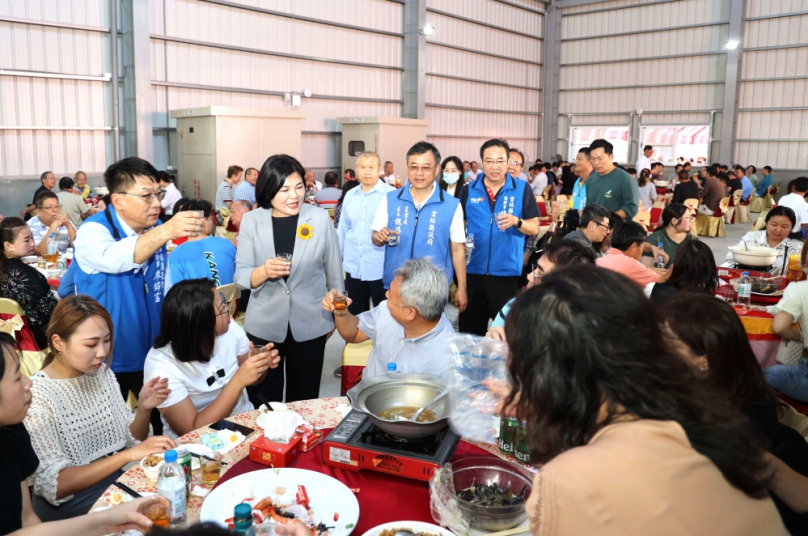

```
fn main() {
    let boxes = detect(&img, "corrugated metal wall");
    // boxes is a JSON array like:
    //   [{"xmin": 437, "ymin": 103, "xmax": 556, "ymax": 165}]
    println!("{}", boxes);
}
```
[
  {"xmin": 0, "ymin": 0, "xmax": 118, "ymax": 179},
  {"xmin": 737, "ymin": 0, "xmax": 808, "ymax": 170},
  {"xmin": 425, "ymin": 0, "xmax": 543, "ymax": 162},
  {"xmin": 149, "ymin": 0, "xmax": 405, "ymax": 174},
  {"xmin": 558, "ymin": 0, "xmax": 728, "ymax": 163}
]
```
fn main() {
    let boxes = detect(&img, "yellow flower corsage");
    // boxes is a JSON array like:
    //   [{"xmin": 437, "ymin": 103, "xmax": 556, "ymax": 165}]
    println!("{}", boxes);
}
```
[{"xmin": 297, "ymin": 223, "xmax": 313, "ymax": 240}]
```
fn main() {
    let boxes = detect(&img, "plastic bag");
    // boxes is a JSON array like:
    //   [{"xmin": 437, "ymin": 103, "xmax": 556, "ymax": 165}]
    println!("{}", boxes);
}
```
[
  {"xmin": 429, "ymin": 462, "xmax": 469, "ymax": 535},
  {"xmin": 444, "ymin": 334, "xmax": 510, "ymax": 445}
]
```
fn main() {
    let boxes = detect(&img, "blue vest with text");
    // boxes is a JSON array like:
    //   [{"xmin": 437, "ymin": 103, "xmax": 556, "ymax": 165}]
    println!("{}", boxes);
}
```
[
  {"xmin": 382, "ymin": 185, "xmax": 459, "ymax": 288},
  {"xmin": 464, "ymin": 174, "xmax": 528, "ymax": 277},
  {"xmin": 73, "ymin": 207, "xmax": 167, "ymax": 373}
]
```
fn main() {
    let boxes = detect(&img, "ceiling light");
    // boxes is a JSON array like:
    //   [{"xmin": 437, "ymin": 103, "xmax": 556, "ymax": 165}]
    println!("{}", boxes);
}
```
[
  {"xmin": 726, "ymin": 41, "xmax": 739, "ymax": 50},
  {"xmin": 420, "ymin": 25, "xmax": 435, "ymax": 36}
]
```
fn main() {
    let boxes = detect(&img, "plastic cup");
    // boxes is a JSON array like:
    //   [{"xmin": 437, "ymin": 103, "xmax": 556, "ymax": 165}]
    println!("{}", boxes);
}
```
[
  {"xmin": 276, "ymin": 253, "xmax": 293, "ymax": 266},
  {"xmin": 333, "ymin": 290, "xmax": 349, "ymax": 315}
]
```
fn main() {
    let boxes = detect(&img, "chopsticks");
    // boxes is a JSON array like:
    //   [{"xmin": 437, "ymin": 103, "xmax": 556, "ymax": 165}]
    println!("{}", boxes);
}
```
[
  {"xmin": 189, "ymin": 451, "xmax": 229, "ymax": 466},
  {"xmin": 485, "ymin": 528, "xmax": 530, "ymax": 536},
  {"xmin": 113, "ymin": 481, "xmax": 143, "ymax": 499}
]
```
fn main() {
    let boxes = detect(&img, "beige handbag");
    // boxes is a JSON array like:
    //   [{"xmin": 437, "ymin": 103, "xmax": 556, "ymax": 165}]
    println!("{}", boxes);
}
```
[{"xmin": 776, "ymin": 336, "xmax": 804, "ymax": 366}]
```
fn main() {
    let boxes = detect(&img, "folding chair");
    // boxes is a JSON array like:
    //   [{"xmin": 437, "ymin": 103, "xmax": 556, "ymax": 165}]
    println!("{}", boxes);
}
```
[
  {"xmin": 695, "ymin": 197, "xmax": 729, "ymax": 238},
  {"xmin": 749, "ymin": 186, "xmax": 770, "ymax": 213},
  {"xmin": 340, "ymin": 340, "xmax": 374, "ymax": 395},
  {"xmin": 725, "ymin": 190, "xmax": 742, "ymax": 224}
]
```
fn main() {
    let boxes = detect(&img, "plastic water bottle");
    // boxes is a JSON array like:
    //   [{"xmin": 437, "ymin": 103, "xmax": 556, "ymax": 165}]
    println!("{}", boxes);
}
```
[
  {"xmin": 655, "ymin": 241, "xmax": 666, "ymax": 269},
  {"xmin": 56, "ymin": 228, "xmax": 69, "ymax": 253},
  {"xmin": 737, "ymin": 271, "xmax": 752, "ymax": 311},
  {"xmin": 465, "ymin": 234, "xmax": 475, "ymax": 266},
  {"xmin": 45, "ymin": 233, "xmax": 58, "ymax": 264},
  {"xmin": 158, "ymin": 450, "xmax": 187, "ymax": 526}
]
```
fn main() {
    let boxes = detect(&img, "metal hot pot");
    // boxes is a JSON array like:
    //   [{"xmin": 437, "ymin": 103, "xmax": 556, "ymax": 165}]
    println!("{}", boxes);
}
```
[{"xmin": 346, "ymin": 373, "xmax": 450, "ymax": 439}]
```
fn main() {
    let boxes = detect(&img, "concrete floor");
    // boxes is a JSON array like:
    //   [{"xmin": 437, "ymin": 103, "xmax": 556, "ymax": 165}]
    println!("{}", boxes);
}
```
[{"xmin": 316, "ymin": 216, "xmax": 756, "ymax": 399}]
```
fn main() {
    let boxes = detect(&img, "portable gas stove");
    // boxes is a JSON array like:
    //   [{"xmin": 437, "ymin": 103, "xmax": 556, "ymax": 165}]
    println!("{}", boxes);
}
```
[{"xmin": 322, "ymin": 410, "xmax": 460, "ymax": 481}]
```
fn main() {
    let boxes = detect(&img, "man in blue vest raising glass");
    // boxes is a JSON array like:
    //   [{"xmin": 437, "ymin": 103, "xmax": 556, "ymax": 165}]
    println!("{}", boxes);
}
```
[
  {"xmin": 457, "ymin": 139, "xmax": 540, "ymax": 336},
  {"xmin": 72, "ymin": 157, "xmax": 204, "ymax": 432},
  {"xmin": 371, "ymin": 141, "xmax": 468, "ymax": 313}
]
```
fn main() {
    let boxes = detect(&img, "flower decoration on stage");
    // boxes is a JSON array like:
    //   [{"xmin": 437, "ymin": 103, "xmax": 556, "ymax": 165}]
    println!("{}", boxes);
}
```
[{"xmin": 297, "ymin": 223, "xmax": 313, "ymax": 241}]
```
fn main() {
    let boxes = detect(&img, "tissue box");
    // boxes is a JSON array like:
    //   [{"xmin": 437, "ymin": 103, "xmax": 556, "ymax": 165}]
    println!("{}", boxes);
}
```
[{"xmin": 249, "ymin": 434, "xmax": 303, "ymax": 468}]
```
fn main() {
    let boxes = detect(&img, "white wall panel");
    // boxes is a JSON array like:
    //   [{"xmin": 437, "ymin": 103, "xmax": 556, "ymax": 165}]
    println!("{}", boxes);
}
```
[
  {"xmin": 427, "ymin": 136, "xmax": 540, "ymax": 163},
  {"xmin": 562, "ymin": 0, "xmax": 727, "ymax": 39},
  {"xmin": 747, "ymin": 0, "xmax": 808, "ymax": 18},
  {"xmin": 0, "ymin": 22, "xmax": 109, "ymax": 75},
  {"xmin": 742, "ymin": 48, "xmax": 808, "ymax": 78},
  {"xmin": 427, "ymin": 0, "xmax": 543, "ymax": 37},
  {"xmin": 736, "ymin": 141, "xmax": 808, "ymax": 169},
  {"xmin": 426, "ymin": 76, "xmax": 540, "ymax": 112},
  {"xmin": 426, "ymin": 107, "xmax": 539, "ymax": 139},
  {"xmin": 562, "ymin": 26, "xmax": 727, "ymax": 64},
  {"xmin": 745, "ymin": 13, "xmax": 808, "ymax": 48},
  {"xmin": 560, "ymin": 84, "xmax": 724, "ymax": 114},
  {"xmin": 563, "ymin": 0, "xmax": 653, "ymax": 14},
  {"xmin": 0, "ymin": 130, "xmax": 110, "ymax": 176},
  {"xmin": 0, "ymin": 0, "xmax": 109, "ymax": 27},
  {"xmin": 302, "ymin": 133, "xmax": 342, "ymax": 171},
  {"xmin": 737, "ymin": 110, "xmax": 808, "ymax": 139},
  {"xmin": 561, "ymin": 55, "xmax": 726, "ymax": 89},
  {"xmin": 739, "ymin": 80, "xmax": 808, "ymax": 109},
  {"xmin": 426, "ymin": 12, "xmax": 541, "ymax": 63},
  {"xmin": 426, "ymin": 43, "xmax": 540, "ymax": 87},
  {"xmin": 161, "ymin": 0, "xmax": 402, "ymax": 69}
]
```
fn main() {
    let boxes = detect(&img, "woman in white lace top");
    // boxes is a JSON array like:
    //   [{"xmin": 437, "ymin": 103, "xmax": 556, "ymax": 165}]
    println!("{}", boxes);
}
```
[{"xmin": 23, "ymin": 296, "xmax": 176, "ymax": 521}]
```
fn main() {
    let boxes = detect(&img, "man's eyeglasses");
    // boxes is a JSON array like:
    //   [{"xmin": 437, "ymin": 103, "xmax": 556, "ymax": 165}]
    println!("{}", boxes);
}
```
[
  {"xmin": 39, "ymin": 204, "xmax": 60, "ymax": 212},
  {"xmin": 595, "ymin": 221, "xmax": 611, "ymax": 232},
  {"xmin": 483, "ymin": 159, "xmax": 508, "ymax": 167},
  {"xmin": 508, "ymin": 160, "xmax": 524, "ymax": 167},
  {"xmin": 407, "ymin": 165, "xmax": 435, "ymax": 174},
  {"xmin": 117, "ymin": 190, "xmax": 165, "ymax": 203}
]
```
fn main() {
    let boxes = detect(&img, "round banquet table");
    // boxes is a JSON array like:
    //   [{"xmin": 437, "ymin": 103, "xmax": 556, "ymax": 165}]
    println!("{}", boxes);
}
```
[{"xmin": 91, "ymin": 397, "xmax": 524, "ymax": 531}]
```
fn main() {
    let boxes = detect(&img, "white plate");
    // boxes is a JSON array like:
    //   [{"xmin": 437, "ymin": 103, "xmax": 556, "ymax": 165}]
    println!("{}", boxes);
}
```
[
  {"xmin": 200, "ymin": 468, "xmax": 360, "ymax": 535},
  {"xmin": 204, "ymin": 429, "xmax": 247, "ymax": 454},
  {"xmin": 752, "ymin": 290, "xmax": 783, "ymax": 297},
  {"xmin": 361, "ymin": 521, "xmax": 456, "ymax": 536}
]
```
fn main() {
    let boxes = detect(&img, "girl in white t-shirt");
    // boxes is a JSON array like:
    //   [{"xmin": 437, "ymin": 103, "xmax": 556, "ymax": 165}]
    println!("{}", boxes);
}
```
[{"xmin": 144, "ymin": 278, "xmax": 280, "ymax": 439}]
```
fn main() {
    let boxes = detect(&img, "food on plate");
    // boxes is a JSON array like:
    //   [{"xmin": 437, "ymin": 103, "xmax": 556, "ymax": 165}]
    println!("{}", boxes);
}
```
[
  {"xmin": 380, "ymin": 529, "xmax": 438, "ymax": 536},
  {"xmin": 752, "ymin": 283, "xmax": 778, "ymax": 294},
  {"xmin": 223, "ymin": 485, "xmax": 336, "ymax": 535},
  {"xmin": 202, "ymin": 433, "xmax": 225, "ymax": 450},
  {"xmin": 109, "ymin": 491, "xmax": 127, "ymax": 506},
  {"xmin": 457, "ymin": 481, "xmax": 527, "ymax": 507},
  {"xmin": 377, "ymin": 406, "xmax": 438, "ymax": 423},
  {"xmin": 143, "ymin": 454, "xmax": 164, "ymax": 468}
]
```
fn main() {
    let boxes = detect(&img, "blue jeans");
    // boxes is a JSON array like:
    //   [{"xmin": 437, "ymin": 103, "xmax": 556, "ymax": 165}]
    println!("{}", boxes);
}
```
[{"xmin": 765, "ymin": 357, "xmax": 808, "ymax": 402}]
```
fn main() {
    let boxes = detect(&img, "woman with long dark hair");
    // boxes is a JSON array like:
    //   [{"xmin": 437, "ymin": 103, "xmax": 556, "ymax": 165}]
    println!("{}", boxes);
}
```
[
  {"xmin": 649, "ymin": 240, "xmax": 717, "ymax": 305},
  {"xmin": 662, "ymin": 293, "xmax": 808, "ymax": 534},
  {"xmin": 504, "ymin": 266, "xmax": 786, "ymax": 534},
  {"xmin": 438, "ymin": 156, "xmax": 464, "ymax": 197},
  {"xmin": 0, "ymin": 217, "xmax": 58, "ymax": 348},
  {"xmin": 644, "ymin": 203, "xmax": 697, "ymax": 268},
  {"xmin": 637, "ymin": 168, "xmax": 657, "ymax": 209},
  {"xmin": 234, "ymin": 154, "xmax": 343, "ymax": 403}
]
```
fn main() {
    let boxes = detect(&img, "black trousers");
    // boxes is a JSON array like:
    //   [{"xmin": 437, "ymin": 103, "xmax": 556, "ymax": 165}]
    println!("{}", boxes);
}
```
[
  {"xmin": 115, "ymin": 371, "xmax": 164, "ymax": 435},
  {"xmin": 344, "ymin": 273, "xmax": 386, "ymax": 315},
  {"xmin": 458, "ymin": 274, "xmax": 520, "ymax": 336},
  {"xmin": 246, "ymin": 326, "xmax": 328, "ymax": 405}
]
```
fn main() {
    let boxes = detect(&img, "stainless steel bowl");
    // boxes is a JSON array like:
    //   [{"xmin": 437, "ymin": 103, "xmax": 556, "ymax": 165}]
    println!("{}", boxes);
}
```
[
  {"xmin": 347, "ymin": 373, "xmax": 450, "ymax": 439},
  {"xmin": 450, "ymin": 457, "xmax": 533, "ymax": 531}
]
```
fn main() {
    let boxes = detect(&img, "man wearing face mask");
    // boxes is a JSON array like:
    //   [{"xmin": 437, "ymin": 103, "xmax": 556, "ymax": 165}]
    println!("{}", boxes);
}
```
[{"xmin": 457, "ymin": 139, "xmax": 540, "ymax": 336}]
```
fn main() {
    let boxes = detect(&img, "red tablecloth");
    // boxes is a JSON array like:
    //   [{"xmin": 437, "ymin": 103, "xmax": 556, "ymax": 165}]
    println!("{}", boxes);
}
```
[{"xmin": 215, "ymin": 430, "xmax": 499, "ymax": 535}]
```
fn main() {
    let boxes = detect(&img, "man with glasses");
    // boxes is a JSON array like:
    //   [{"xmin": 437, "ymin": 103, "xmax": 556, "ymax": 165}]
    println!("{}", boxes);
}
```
[
  {"xmin": 73, "ymin": 157, "xmax": 203, "ymax": 434},
  {"xmin": 457, "ymin": 139, "xmax": 540, "ymax": 336},
  {"xmin": 507, "ymin": 149, "xmax": 529, "ymax": 182},
  {"xmin": 28, "ymin": 190, "xmax": 77, "ymax": 255},
  {"xmin": 562, "ymin": 203, "xmax": 611, "ymax": 255},
  {"xmin": 371, "ymin": 141, "xmax": 468, "ymax": 312},
  {"xmin": 586, "ymin": 139, "xmax": 641, "ymax": 220}
]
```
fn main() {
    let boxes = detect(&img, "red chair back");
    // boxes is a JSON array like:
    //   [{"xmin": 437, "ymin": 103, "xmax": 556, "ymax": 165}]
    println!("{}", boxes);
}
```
[
  {"xmin": 650, "ymin": 207, "xmax": 663, "ymax": 226},
  {"xmin": 0, "ymin": 312, "xmax": 39, "ymax": 351}
]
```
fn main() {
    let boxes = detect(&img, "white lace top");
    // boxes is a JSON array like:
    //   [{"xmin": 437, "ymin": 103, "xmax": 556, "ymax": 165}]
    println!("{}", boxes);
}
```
[{"xmin": 23, "ymin": 367, "xmax": 144, "ymax": 505}]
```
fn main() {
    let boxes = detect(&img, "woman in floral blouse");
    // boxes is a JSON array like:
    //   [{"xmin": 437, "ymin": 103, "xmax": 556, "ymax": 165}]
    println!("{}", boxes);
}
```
[{"xmin": 1, "ymin": 217, "xmax": 58, "ymax": 348}]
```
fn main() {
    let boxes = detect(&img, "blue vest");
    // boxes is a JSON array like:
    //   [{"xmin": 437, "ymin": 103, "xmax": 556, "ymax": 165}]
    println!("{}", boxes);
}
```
[
  {"xmin": 382, "ymin": 185, "xmax": 459, "ymax": 288},
  {"xmin": 464, "ymin": 174, "xmax": 528, "ymax": 277},
  {"xmin": 73, "ymin": 207, "xmax": 166, "ymax": 373}
]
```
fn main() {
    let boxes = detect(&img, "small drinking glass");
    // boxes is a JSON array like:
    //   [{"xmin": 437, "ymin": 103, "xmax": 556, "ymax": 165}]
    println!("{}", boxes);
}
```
[
  {"xmin": 496, "ymin": 211, "xmax": 510, "ymax": 231},
  {"xmin": 718, "ymin": 286, "xmax": 736, "ymax": 305},
  {"xmin": 193, "ymin": 210, "xmax": 206, "ymax": 236},
  {"xmin": 142, "ymin": 501, "xmax": 170, "ymax": 531},
  {"xmin": 251, "ymin": 345, "xmax": 266, "ymax": 357},
  {"xmin": 332, "ymin": 290, "xmax": 349, "ymax": 315},
  {"xmin": 387, "ymin": 230, "xmax": 399, "ymax": 247},
  {"xmin": 200, "ymin": 453, "xmax": 223, "ymax": 488},
  {"xmin": 276, "ymin": 253, "xmax": 293, "ymax": 266}
]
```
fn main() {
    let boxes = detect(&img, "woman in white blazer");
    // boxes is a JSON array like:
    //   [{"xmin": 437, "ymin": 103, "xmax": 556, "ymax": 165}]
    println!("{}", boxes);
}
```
[{"xmin": 234, "ymin": 154, "xmax": 343, "ymax": 403}]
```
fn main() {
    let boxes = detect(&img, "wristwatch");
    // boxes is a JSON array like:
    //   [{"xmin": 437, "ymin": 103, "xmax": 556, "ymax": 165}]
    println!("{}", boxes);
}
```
[{"xmin": 516, "ymin": 218, "xmax": 523, "ymax": 229}]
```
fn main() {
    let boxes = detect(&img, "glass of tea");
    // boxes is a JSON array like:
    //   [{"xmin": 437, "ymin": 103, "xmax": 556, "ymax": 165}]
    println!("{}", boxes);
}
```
[
  {"xmin": 201, "ymin": 453, "xmax": 223, "ymax": 488},
  {"xmin": 142, "ymin": 500, "xmax": 170, "ymax": 531},
  {"xmin": 332, "ymin": 290, "xmax": 349, "ymax": 315}
]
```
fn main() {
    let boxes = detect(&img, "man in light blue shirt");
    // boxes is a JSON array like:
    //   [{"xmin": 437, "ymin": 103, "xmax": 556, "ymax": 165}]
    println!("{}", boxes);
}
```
[
  {"xmin": 233, "ymin": 167, "xmax": 257, "ymax": 205},
  {"xmin": 337, "ymin": 152, "xmax": 393, "ymax": 314},
  {"xmin": 736, "ymin": 165, "xmax": 754, "ymax": 202}
]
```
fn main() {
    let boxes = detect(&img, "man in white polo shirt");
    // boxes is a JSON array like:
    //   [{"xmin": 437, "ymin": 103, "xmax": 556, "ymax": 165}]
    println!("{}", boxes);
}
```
[
  {"xmin": 777, "ymin": 176, "xmax": 808, "ymax": 230},
  {"xmin": 636, "ymin": 145, "xmax": 653, "ymax": 174}
]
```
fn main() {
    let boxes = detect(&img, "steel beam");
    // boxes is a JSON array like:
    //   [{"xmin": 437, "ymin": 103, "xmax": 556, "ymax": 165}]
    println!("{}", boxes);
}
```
[
  {"xmin": 719, "ymin": 0, "xmax": 746, "ymax": 164},
  {"xmin": 0, "ymin": 16, "xmax": 112, "ymax": 33},
  {"xmin": 560, "ymin": 20, "xmax": 728, "ymax": 41},
  {"xmin": 561, "ymin": 0, "xmax": 677, "ymax": 16},
  {"xmin": 426, "ymin": 40, "xmax": 542, "ymax": 66},
  {"xmin": 542, "ymin": 2, "xmax": 560, "ymax": 160},
  {"xmin": 403, "ymin": 0, "xmax": 426, "ymax": 119},
  {"xmin": 560, "ymin": 80, "xmax": 725, "ymax": 91},
  {"xmin": 561, "ymin": 50, "xmax": 726, "ymax": 67},
  {"xmin": 426, "ymin": 72, "xmax": 540, "ymax": 91},
  {"xmin": 0, "ymin": 69, "xmax": 111, "ymax": 82},
  {"xmin": 426, "ymin": 103, "xmax": 541, "ymax": 116},
  {"xmin": 122, "ymin": 0, "xmax": 153, "ymax": 162},
  {"xmin": 111, "ymin": 0, "xmax": 120, "ymax": 161}
]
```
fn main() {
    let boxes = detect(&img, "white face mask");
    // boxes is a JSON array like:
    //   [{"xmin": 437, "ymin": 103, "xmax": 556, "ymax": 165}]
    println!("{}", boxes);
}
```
[{"xmin": 443, "ymin": 172, "xmax": 460, "ymax": 185}]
